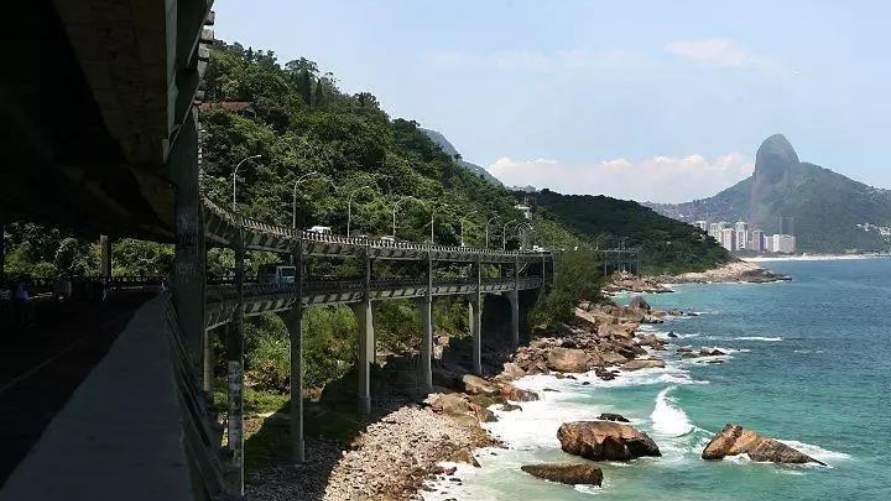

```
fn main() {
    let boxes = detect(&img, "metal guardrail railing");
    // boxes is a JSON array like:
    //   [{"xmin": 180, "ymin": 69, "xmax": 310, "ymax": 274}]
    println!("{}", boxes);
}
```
[{"xmin": 204, "ymin": 196, "xmax": 553, "ymax": 261}]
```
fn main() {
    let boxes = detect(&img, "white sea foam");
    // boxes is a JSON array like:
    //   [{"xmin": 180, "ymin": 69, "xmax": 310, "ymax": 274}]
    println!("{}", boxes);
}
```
[
  {"xmin": 737, "ymin": 336, "xmax": 783, "ymax": 342},
  {"xmin": 780, "ymin": 440, "xmax": 852, "ymax": 465},
  {"xmin": 650, "ymin": 386, "xmax": 694, "ymax": 437}
]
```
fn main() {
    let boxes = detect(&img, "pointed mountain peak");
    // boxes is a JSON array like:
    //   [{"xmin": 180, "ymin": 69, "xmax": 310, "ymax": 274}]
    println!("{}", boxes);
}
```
[{"xmin": 756, "ymin": 134, "xmax": 799, "ymax": 167}]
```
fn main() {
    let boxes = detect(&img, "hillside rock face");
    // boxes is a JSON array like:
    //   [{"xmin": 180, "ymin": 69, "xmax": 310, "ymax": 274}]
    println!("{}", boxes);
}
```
[{"xmin": 649, "ymin": 134, "xmax": 891, "ymax": 253}]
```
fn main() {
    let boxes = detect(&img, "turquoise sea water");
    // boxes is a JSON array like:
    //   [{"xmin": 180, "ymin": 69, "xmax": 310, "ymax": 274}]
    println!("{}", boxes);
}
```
[{"xmin": 425, "ymin": 258, "xmax": 891, "ymax": 500}]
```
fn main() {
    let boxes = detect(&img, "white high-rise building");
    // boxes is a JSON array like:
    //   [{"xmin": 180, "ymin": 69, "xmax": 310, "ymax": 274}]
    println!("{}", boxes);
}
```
[
  {"xmin": 750, "ymin": 230, "xmax": 765, "ymax": 252},
  {"xmin": 694, "ymin": 220, "xmax": 708, "ymax": 232},
  {"xmin": 720, "ymin": 228, "xmax": 736, "ymax": 251},
  {"xmin": 770, "ymin": 234, "xmax": 796, "ymax": 254},
  {"xmin": 709, "ymin": 221, "xmax": 728, "ymax": 241},
  {"xmin": 734, "ymin": 221, "xmax": 748, "ymax": 250}
]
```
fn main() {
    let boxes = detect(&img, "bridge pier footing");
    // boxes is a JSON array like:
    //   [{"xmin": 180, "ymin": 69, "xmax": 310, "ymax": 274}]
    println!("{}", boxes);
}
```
[
  {"xmin": 354, "ymin": 299, "xmax": 374, "ymax": 414},
  {"xmin": 288, "ymin": 242, "xmax": 305, "ymax": 463},
  {"xmin": 417, "ymin": 297, "xmax": 433, "ymax": 396},
  {"xmin": 508, "ymin": 290, "xmax": 520, "ymax": 351}
]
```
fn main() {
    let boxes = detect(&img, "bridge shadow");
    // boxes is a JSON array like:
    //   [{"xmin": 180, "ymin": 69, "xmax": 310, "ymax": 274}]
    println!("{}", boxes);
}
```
[{"xmin": 243, "ymin": 291, "xmax": 538, "ymax": 498}]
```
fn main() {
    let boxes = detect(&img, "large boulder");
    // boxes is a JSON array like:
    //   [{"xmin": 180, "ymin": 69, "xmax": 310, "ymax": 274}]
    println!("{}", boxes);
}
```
[
  {"xmin": 424, "ymin": 393, "xmax": 495, "ymax": 423},
  {"xmin": 598, "ymin": 413, "xmax": 630, "ymax": 423},
  {"xmin": 628, "ymin": 295, "xmax": 651, "ymax": 312},
  {"xmin": 462, "ymin": 374, "xmax": 500, "ymax": 396},
  {"xmin": 600, "ymin": 351, "xmax": 630, "ymax": 366},
  {"xmin": 546, "ymin": 347, "xmax": 589, "ymax": 373},
  {"xmin": 501, "ymin": 383, "xmax": 539, "ymax": 402},
  {"xmin": 500, "ymin": 362, "xmax": 526, "ymax": 380},
  {"xmin": 521, "ymin": 463, "xmax": 603, "ymax": 486},
  {"xmin": 557, "ymin": 421, "xmax": 661, "ymax": 461},
  {"xmin": 621, "ymin": 358, "xmax": 665, "ymax": 371},
  {"xmin": 701, "ymin": 424, "xmax": 825, "ymax": 465}
]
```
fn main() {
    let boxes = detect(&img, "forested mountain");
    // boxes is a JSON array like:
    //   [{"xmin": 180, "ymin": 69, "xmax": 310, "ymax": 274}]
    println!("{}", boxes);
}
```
[
  {"xmin": 420, "ymin": 128, "xmax": 503, "ymax": 187},
  {"xmin": 528, "ymin": 190, "xmax": 730, "ymax": 274},
  {"xmin": 649, "ymin": 135, "xmax": 891, "ymax": 253}
]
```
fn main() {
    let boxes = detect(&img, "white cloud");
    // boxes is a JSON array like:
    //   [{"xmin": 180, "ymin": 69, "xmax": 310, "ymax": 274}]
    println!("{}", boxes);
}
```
[
  {"xmin": 487, "ymin": 153, "xmax": 754, "ymax": 203},
  {"xmin": 664, "ymin": 38, "xmax": 791, "ymax": 76}
]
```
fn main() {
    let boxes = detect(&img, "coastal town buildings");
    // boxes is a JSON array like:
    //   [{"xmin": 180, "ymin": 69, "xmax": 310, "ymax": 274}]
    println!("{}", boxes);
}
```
[
  {"xmin": 693, "ymin": 219, "xmax": 796, "ymax": 254},
  {"xmin": 720, "ymin": 228, "xmax": 736, "ymax": 251},
  {"xmin": 750, "ymin": 230, "xmax": 765, "ymax": 252},
  {"xmin": 769, "ymin": 234, "xmax": 797, "ymax": 253},
  {"xmin": 734, "ymin": 221, "xmax": 748, "ymax": 251}
]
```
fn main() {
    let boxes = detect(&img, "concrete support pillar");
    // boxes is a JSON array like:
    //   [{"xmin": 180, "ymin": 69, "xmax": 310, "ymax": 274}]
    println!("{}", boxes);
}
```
[
  {"xmin": 471, "ymin": 257, "xmax": 482, "ymax": 374},
  {"xmin": 202, "ymin": 327, "xmax": 214, "ymax": 395},
  {"xmin": 99, "ymin": 234, "xmax": 112, "ymax": 283},
  {"xmin": 288, "ymin": 241, "xmax": 305, "ymax": 463},
  {"xmin": 225, "ymin": 237, "xmax": 245, "ymax": 496},
  {"xmin": 418, "ymin": 253, "xmax": 434, "ymax": 395},
  {"xmin": 509, "ymin": 290, "xmax": 520, "ymax": 350},
  {"xmin": 356, "ymin": 251, "xmax": 373, "ymax": 414},
  {"xmin": 170, "ymin": 113, "xmax": 206, "ymax": 365},
  {"xmin": 0, "ymin": 223, "xmax": 5, "ymax": 281}
]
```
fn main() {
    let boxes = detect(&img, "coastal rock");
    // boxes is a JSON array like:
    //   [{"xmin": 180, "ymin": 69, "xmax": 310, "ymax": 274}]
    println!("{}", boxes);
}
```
[
  {"xmin": 748, "ymin": 439, "xmax": 822, "ymax": 464},
  {"xmin": 449, "ymin": 447, "xmax": 481, "ymax": 467},
  {"xmin": 597, "ymin": 413, "xmax": 630, "ymax": 423},
  {"xmin": 700, "ymin": 347, "xmax": 727, "ymax": 356},
  {"xmin": 637, "ymin": 334, "xmax": 665, "ymax": 348},
  {"xmin": 520, "ymin": 463, "xmax": 603, "ymax": 486},
  {"xmin": 462, "ymin": 375, "xmax": 499, "ymax": 396},
  {"xmin": 500, "ymin": 384, "xmax": 539, "ymax": 402},
  {"xmin": 600, "ymin": 351, "xmax": 630, "ymax": 366},
  {"xmin": 558, "ymin": 421, "xmax": 661, "ymax": 461},
  {"xmin": 628, "ymin": 295, "xmax": 651, "ymax": 312},
  {"xmin": 621, "ymin": 358, "xmax": 665, "ymax": 371},
  {"xmin": 667, "ymin": 331, "xmax": 678, "ymax": 338},
  {"xmin": 498, "ymin": 403, "xmax": 523, "ymax": 412},
  {"xmin": 701, "ymin": 424, "xmax": 824, "ymax": 465},
  {"xmin": 546, "ymin": 347, "xmax": 589, "ymax": 373},
  {"xmin": 500, "ymin": 362, "xmax": 526, "ymax": 380}
]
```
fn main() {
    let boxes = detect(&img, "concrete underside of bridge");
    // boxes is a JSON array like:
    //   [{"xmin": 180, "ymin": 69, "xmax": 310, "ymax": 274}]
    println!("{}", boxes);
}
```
[{"xmin": 0, "ymin": 0, "xmax": 211, "ymax": 242}]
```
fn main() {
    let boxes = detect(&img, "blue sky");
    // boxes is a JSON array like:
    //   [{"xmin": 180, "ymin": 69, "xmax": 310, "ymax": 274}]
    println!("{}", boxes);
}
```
[{"xmin": 215, "ymin": 0, "xmax": 891, "ymax": 203}]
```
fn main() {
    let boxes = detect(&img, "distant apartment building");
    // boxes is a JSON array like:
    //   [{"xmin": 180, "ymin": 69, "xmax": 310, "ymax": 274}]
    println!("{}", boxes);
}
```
[
  {"xmin": 769, "ymin": 234, "xmax": 796, "ymax": 254},
  {"xmin": 694, "ymin": 220, "xmax": 708, "ymax": 232},
  {"xmin": 734, "ymin": 221, "xmax": 748, "ymax": 250},
  {"xmin": 720, "ymin": 228, "xmax": 736, "ymax": 252},
  {"xmin": 709, "ymin": 221, "xmax": 728, "ymax": 241},
  {"xmin": 750, "ymin": 230, "xmax": 765, "ymax": 252}
]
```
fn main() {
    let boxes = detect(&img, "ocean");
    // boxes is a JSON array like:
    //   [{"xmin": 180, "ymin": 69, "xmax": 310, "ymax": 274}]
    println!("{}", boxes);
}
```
[{"xmin": 424, "ymin": 258, "xmax": 891, "ymax": 500}]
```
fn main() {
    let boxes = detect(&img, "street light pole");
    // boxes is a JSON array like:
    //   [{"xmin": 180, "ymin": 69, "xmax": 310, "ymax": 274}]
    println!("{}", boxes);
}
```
[
  {"xmin": 232, "ymin": 154, "xmax": 262, "ymax": 212},
  {"xmin": 391, "ymin": 196, "xmax": 420, "ymax": 239},
  {"xmin": 291, "ymin": 171, "xmax": 323, "ymax": 229},
  {"xmin": 515, "ymin": 222, "xmax": 534, "ymax": 251},
  {"xmin": 347, "ymin": 185, "xmax": 375, "ymax": 238}
]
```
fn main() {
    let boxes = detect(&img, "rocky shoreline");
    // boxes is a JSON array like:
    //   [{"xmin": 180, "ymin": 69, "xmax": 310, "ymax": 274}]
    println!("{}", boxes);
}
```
[
  {"xmin": 248, "ymin": 261, "xmax": 799, "ymax": 500},
  {"xmin": 657, "ymin": 260, "xmax": 791, "ymax": 284}
]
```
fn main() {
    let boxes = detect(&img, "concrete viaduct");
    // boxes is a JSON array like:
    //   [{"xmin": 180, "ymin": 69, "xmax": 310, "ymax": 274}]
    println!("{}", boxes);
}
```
[{"xmin": 0, "ymin": 2, "xmax": 553, "ymax": 499}]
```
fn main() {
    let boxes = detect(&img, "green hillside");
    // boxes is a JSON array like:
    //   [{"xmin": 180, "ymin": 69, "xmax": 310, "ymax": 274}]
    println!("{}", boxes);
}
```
[{"xmin": 529, "ymin": 190, "xmax": 731, "ymax": 275}]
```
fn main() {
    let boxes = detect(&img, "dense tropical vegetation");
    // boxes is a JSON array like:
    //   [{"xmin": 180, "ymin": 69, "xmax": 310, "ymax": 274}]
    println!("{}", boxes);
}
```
[{"xmin": 2, "ymin": 40, "xmax": 731, "ymax": 395}]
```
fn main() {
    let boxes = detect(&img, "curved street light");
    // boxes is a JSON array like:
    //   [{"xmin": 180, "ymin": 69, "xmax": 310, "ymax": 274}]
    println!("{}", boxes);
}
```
[
  {"xmin": 515, "ymin": 222, "xmax": 534, "ymax": 251},
  {"xmin": 232, "ymin": 154, "xmax": 262, "ymax": 212},
  {"xmin": 347, "ymin": 185, "xmax": 377, "ymax": 238},
  {"xmin": 291, "ymin": 171, "xmax": 328, "ymax": 229},
  {"xmin": 485, "ymin": 215, "xmax": 500, "ymax": 249},
  {"xmin": 502, "ymin": 219, "xmax": 522, "ymax": 250}
]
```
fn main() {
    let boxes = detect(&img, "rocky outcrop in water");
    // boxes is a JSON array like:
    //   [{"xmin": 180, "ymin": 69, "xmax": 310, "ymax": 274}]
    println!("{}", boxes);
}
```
[
  {"xmin": 557, "ymin": 421, "xmax": 661, "ymax": 461},
  {"xmin": 521, "ymin": 463, "xmax": 603, "ymax": 486},
  {"xmin": 701, "ymin": 424, "xmax": 825, "ymax": 465}
]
